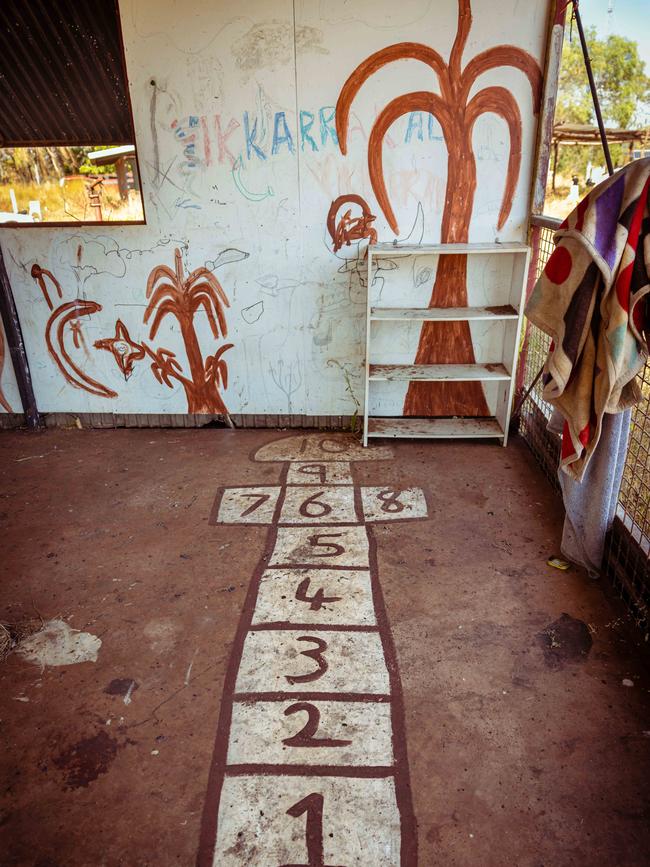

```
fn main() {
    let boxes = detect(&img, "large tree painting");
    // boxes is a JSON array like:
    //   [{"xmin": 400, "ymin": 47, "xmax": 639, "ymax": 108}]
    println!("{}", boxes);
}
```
[
  {"xmin": 335, "ymin": 0, "xmax": 542, "ymax": 415},
  {"xmin": 96, "ymin": 249, "xmax": 233, "ymax": 415}
]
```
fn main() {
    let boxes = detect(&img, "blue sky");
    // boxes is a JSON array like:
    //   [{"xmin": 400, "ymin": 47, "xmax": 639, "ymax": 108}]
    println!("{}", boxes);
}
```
[{"xmin": 577, "ymin": 0, "xmax": 650, "ymax": 68}]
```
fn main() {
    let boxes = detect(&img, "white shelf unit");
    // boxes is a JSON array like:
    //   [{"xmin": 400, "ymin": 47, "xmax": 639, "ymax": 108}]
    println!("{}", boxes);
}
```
[{"xmin": 363, "ymin": 242, "xmax": 530, "ymax": 447}]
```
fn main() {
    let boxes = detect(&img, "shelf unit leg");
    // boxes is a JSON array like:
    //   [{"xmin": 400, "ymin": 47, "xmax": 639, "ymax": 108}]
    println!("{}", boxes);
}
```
[{"xmin": 362, "ymin": 247, "xmax": 372, "ymax": 447}]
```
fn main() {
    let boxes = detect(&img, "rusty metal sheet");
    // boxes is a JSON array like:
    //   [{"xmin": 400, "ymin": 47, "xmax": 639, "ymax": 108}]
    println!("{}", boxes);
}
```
[{"xmin": 0, "ymin": 0, "xmax": 134, "ymax": 146}]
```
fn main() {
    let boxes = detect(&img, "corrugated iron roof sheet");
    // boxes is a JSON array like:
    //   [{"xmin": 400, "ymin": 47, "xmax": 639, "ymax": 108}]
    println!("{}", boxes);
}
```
[{"xmin": 0, "ymin": 0, "xmax": 134, "ymax": 147}]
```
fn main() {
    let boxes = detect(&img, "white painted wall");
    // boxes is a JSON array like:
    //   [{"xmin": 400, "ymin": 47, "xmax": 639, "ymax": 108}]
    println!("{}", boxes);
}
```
[{"xmin": 0, "ymin": 0, "xmax": 550, "ymax": 419}]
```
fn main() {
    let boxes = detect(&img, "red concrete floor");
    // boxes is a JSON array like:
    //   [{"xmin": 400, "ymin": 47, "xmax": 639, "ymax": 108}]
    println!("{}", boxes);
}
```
[{"xmin": 0, "ymin": 427, "xmax": 649, "ymax": 866}]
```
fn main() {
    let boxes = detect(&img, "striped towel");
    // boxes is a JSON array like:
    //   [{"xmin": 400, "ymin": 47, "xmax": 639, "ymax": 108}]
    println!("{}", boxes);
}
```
[{"xmin": 526, "ymin": 158, "xmax": 650, "ymax": 480}]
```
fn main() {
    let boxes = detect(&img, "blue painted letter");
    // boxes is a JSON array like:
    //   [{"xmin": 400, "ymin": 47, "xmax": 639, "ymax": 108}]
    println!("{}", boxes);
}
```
[
  {"xmin": 319, "ymin": 107, "xmax": 338, "ymax": 147},
  {"xmin": 405, "ymin": 112, "xmax": 423, "ymax": 143},
  {"xmin": 299, "ymin": 111, "xmax": 318, "ymax": 152},
  {"xmin": 272, "ymin": 111, "xmax": 295, "ymax": 155},
  {"xmin": 243, "ymin": 111, "xmax": 266, "ymax": 161}
]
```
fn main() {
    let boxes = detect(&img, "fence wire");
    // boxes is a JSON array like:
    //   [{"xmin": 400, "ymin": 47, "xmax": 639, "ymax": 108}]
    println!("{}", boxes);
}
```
[
  {"xmin": 517, "ymin": 224, "xmax": 561, "ymax": 491},
  {"xmin": 518, "ymin": 219, "xmax": 650, "ymax": 640}
]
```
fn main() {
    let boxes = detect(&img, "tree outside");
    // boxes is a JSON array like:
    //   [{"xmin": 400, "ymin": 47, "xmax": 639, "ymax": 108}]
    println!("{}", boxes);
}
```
[
  {"xmin": 0, "ymin": 145, "xmax": 144, "ymax": 223},
  {"xmin": 547, "ymin": 24, "xmax": 650, "ymax": 218}
]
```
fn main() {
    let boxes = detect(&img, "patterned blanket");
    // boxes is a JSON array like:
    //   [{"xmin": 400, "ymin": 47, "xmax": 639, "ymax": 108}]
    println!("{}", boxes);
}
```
[{"xmin": 526, "ymin": 158, "xmax": 650, "ymax": 480}]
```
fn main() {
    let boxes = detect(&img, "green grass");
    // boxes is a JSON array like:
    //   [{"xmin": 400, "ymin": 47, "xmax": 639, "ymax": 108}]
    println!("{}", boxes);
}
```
[{"xmin": 0, "ymin": 179, "xmax": 143, "ymax": 223}]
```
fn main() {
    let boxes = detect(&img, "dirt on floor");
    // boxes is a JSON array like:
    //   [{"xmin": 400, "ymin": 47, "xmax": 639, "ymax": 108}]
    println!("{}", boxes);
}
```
[{"xmin": 0, "ymin": 427, "xmax": 649, "ymax": 866}]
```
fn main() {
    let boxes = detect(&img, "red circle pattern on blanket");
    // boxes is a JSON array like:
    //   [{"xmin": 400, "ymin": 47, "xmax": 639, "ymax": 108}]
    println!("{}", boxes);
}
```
[{"xmin": 544, "ymin": 246, "xmax": 573, "ymax": 284}]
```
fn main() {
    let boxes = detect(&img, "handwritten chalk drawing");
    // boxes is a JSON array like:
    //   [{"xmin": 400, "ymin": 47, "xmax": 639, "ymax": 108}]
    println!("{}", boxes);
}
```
[
  {"xmin": 241, "ymin": 300, "xmax": 265, "ymax": 324},
  {"xmin": 198, "ymin": 433, "xmax": 428, "ymax": 865},
  {"xmin": 232, "ymin": 155, "xmax": 274, "ymax": 201}
]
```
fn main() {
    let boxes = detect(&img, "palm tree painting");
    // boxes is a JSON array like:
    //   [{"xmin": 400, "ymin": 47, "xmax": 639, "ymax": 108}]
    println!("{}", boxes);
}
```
[
  {"xmin": 96, "ymin": 248, "xmax": 233, "ymax": 415},
  {"xmin": 335, "ymin": 0, "xmax": 542, "ymax": 416}
]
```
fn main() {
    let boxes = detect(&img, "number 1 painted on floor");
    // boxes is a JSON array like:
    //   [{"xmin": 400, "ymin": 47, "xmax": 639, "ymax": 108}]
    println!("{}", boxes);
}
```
[{"xmin": 280, "ymin": 792, "xmax": 345, "ymax": 867}]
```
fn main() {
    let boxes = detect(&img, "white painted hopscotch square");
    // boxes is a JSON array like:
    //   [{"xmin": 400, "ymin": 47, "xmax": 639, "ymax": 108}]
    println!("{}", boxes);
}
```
[
  {"xmin": 227, "ymin": 699, "xmax": 393, "ymax": 767},
  {"xmin": 360, "ymin": 486, "xmax": 428, "ymax": 522},
  {"xmin": 279, "ymin": 485, "xmax": 358, "ymax": 525},
  {"xmin": 286, "ymin": 461, "xmax": 354, "ymax": 485},
  {"xmin": 270, "ymin": 526, "xmax": 370, "ymax": 568},
  {"xmin": 215, "ymin": 487, "xmax": 282, "ymax": 524},
  {"xmin": 235, "ymin": 629, "xmax": 389, "ymax": 695},
  {"xmin": 252, "ymin": 568, "xmax": 376, "ymax": 627},
  {"xmin": 214, "ymin": 775, "xmax": 401, "ymax": 866}
]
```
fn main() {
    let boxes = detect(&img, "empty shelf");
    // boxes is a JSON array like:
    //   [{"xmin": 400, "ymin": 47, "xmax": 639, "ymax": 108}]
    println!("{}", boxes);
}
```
[
  {"xmin": 369, "ymin": 363, "xmax": 511, "ymax": 382},
  {"xmin": 369, "ymin": 242, "xmax": 528, "ymax": 257},
  {"xmin": 367, "ymin": 417, "xmax": 504, "ymax": 438},
  {"xmin": 370, "ymin": 305, "xmax": 518, "ymax": 321}
]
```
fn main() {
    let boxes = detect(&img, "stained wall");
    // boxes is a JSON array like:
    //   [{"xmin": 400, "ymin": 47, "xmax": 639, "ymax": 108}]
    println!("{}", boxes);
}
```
[{"xmin": 0, "ymin": 0, "xmax": 551, "ymax": 420}]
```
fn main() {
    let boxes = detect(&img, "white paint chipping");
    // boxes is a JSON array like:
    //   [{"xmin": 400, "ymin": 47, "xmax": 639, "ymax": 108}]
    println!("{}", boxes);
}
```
[{"xmin": 16, "ymin": 619, "xmax": 101, "ymax": 668}]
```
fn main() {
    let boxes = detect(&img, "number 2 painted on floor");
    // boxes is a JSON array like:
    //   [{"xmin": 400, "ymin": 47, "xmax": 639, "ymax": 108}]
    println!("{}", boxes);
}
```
[{"xmin": 282, "ymin": 702, "xmax": 352, "ymax": 748}]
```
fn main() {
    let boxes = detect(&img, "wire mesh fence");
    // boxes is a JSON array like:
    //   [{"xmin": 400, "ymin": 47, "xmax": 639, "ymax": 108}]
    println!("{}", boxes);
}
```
[
  {"xmin": 517, "ymin": 221, "xmax": 561, "ymax": 491},
  {"xmin": 518, "ymin": 216, "xmax": 650, "ymax": 640}
]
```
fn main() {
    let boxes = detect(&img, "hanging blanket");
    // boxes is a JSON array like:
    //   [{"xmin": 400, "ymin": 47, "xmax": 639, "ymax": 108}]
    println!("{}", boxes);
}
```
[{"xmin": 526, "ymin": 158, "xmax": 650, "ymax": 480}]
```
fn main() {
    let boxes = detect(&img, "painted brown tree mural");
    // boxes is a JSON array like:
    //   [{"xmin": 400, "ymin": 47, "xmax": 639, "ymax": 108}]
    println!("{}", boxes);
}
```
[
  {"xmin": 335, "ymin": 0, "xmax": 542, "ymax": 415},
  {"xmin": 96, "ymin": 248, "xmax": 233, "ymax": 415}
]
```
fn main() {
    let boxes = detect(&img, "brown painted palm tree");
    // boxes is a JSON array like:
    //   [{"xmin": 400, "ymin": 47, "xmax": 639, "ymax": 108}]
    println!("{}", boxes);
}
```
[
  {"xmin": 144, "ymin": 248, "xmax": 232, "ymax": 414},
  {"xmin": 336, "ymin": 0, "xmax": 542, "ymax": 416}
]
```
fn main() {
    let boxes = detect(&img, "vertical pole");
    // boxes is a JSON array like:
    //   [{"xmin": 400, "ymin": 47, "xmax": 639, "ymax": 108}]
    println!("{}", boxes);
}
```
[
  {"xmin": 530, "ymin": 0, "xmax": 567, "ymax": 214},
  {"xmin": 116, "ymin": 157, "xmax": 128, "ymax": 200},
  {"xmin": 0, "ymin": 244, "xmax": 41, "ymax": 428},
  {"xmin": 363, "ymin": 247, "xmax": 372, "ymax": 447},
  {"xmin": 572, "ymin": 1, "xmax": 614, "ymax": 176}
]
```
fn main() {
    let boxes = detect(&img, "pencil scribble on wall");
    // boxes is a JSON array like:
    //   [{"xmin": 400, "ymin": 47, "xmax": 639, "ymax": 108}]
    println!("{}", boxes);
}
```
[
  {"xmin": 269, "ymin": 356, "xmax": 302, "ymax": 413},
  {"xmin": 327, "ymin": 194, "xmax": 377, "ymax": 253},
  {"xmin": 335, "ymin": 0, "xmax": 542, "ymax": 415},
  {"xmin": 30, "ymin": 264, "xmax": 117, "ymax": 399},
  {"xmin": 96, "ymin": 248, "xmax": 234, "ymax": 415},
  {"xmin": 0, "ymin": 326, "xmax": 13, "ymax": 412}
]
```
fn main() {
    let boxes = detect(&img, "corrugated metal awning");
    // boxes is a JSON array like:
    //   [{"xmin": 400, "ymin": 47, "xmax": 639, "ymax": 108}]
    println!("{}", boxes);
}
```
[{"xmin": 0, "ymin": 0, "xmax": 134, "ymax": 147}]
